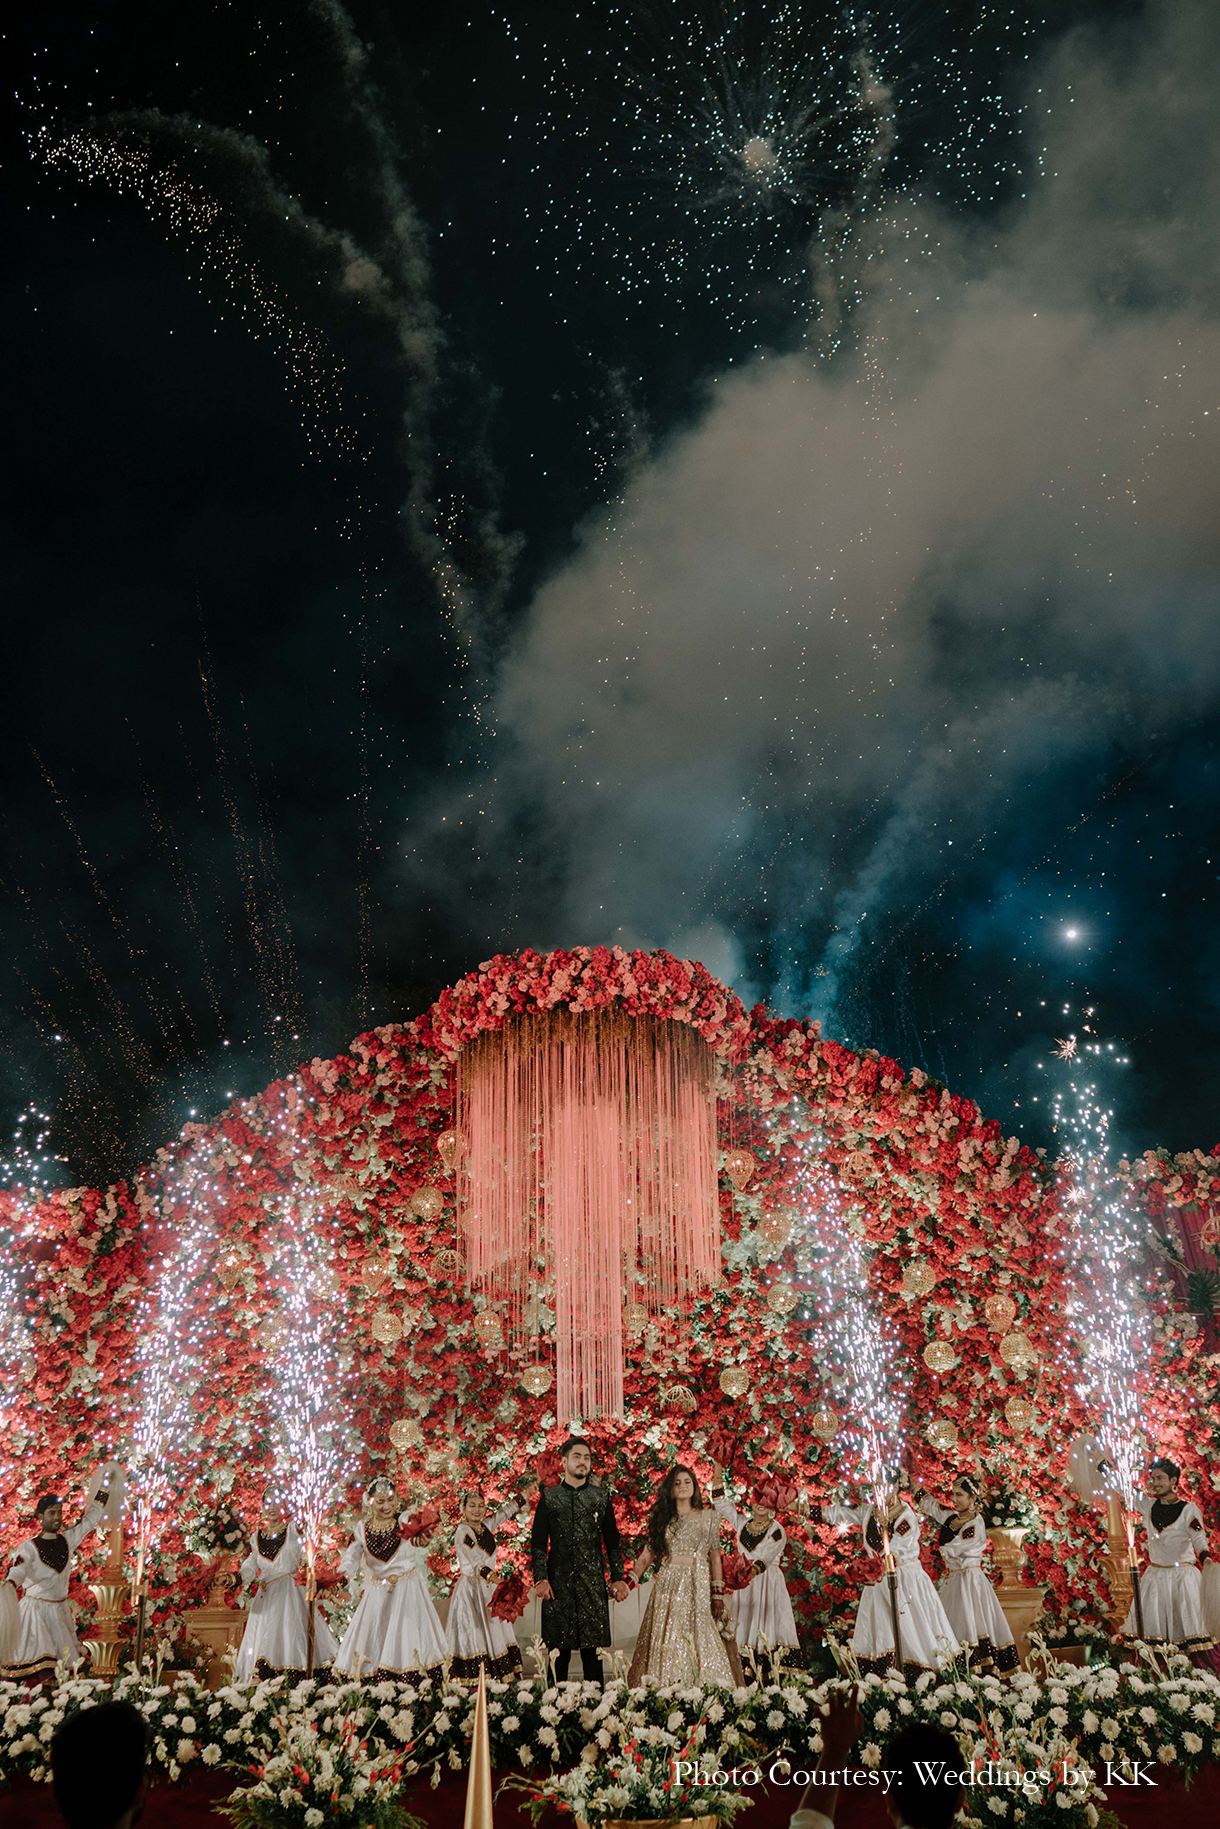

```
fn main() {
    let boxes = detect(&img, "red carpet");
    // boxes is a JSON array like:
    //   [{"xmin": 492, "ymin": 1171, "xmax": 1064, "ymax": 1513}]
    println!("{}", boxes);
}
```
[{"xmin": 3, "ymin": 1762, "xmax": 1219, "ymax": 1827}]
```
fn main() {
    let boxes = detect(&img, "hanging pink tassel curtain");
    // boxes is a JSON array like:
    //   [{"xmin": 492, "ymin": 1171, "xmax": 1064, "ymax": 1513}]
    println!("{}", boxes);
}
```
[{"xmin": 456, "ymin": 1010, "xmax": 719, "ymax": 1420}]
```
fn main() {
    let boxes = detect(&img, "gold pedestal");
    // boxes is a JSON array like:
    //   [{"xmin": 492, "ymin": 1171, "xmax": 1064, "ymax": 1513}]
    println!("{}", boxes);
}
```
[
  {"xmin": 1104, "ymin": 1500, "xmax": 1135, "ymax": 1631},
  {"xmin": 182, "ymin": 1556, "xmax": 246, "ymax": 1690},
  {"xmin": 82, "ymin": 1524, "xmax": 129, "ymax": 1678},
  {"xmin": 989, "ymin": 1526, "xmax": 1046, "ymax": 1665}
]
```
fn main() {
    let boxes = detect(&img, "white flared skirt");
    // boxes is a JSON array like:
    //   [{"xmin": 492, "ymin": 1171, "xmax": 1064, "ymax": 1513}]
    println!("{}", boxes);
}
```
[
  {"xmin": 939, "ymin": 1569, "xmax": 1016, "ymax": 1657},
  {"xmin": 234, "ymin": 1577, "xmax": 339, "ymax": 1682},
  {"xmin": 333, "ymin": 1570, "xmax": 447, "ymax": 1680},
  {"xmin": 445, "ymin": 1576, "xmax": 521, "ymax": 1675},
  {"xmin": 730, "ymin": 1564, "xmax": 799, "ymax": 1651},
  {"xmin": 1121, "ymin": 1563, "xmax": 1210, "ymax": 1647},
  {"xmin": 2, "ymin": 1597, "xmax": 84, "ymax": 1678},
  {"xmin": 1203, "ymin": 1561, "xmax": 1220, "ymax": 1642},
  {"xmin": 852, "ymin": 1563, "xmax": 960, "ymax": 1671}
]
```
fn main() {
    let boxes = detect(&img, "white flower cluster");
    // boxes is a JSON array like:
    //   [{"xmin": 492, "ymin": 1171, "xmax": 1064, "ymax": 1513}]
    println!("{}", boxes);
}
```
[{"xmin": 0, "ymin": 1650, "xmax": 1218, "ymax": 1828}]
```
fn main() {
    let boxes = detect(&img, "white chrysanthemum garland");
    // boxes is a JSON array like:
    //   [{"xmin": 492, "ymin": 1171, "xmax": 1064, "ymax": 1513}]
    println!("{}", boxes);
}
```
[{"xmin": 0, "ymin": 1657, "xmax": 1217, "ymax": 1825}]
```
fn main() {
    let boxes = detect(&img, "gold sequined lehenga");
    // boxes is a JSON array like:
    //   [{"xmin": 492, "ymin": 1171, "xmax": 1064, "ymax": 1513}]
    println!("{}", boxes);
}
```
[{"xmin": 628, "ymin": 1510, "xmax": 744, "ymax": 1687}]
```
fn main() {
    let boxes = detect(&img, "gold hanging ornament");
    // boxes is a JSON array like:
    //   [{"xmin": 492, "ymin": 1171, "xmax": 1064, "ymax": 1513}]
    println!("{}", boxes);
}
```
[
  {"xmin": 927, "ymin": 1417, "xmax": 959, "ymax": 1452},
  {"xmin": 360, "ymin": 1254, "xmax": 389, "ymax": 1297},
  {"xmin": 923, "ymin": 1340, "xmax": 957, "ymax": 1374},
  {"xmin": 217, "ymin": 1252, "xmax": 244, "ymax": 1292},
  {"xmin": 1004, "ymin": 1394, "xmax": 1035, "ymax": 1431},
  {"xmin": 370, "ymin": 1309, "xmax": 402, "ymax": 1347},
  {"xmin": 623, "ymin": 1302, "xmax": 649, "ymax": 1337},
  {"xmin": 433, "ymin": 1245, "xmax": 463, "ymax": 1278},
  {"xmin": 436, "ymin": 1129, "xmax": 461, "ymax": 1172},
  {"xmin": 410, "ymin": 1187, "xmax": 446, "ymax": 1222},
  {"xmin": 984, "ymin": 1292, "xmax": 1018, "ymax": 1330},
  {"xmin": 810, "ymin": 1406, "xmax": 838, "ymax": 1442},
  {"xmin": 724, "ymin": 1148, "xmax": 757, "ymax": 1191},
  {"xmin": 389, "ymin": 1417, "xmax": 423, "ymax": 1453},
  {"xmin": 718, "ymin": 1365, "xmax": 751, "ymax": 1399},
  {"xmin": 757, "ymin": 1207, "xmax": 792, "ymax": 1249},
  {"xmin": 765, "ymin": 1280, "xmax": 800, "ymax": 1316},
  {"xmin": 661, "ymin": 1382, "xmax": 697, "ymax": 1415},
  {"xmin": 998, "ymin": 1332, "xmax": 1037, "ymax": 1372},
  {"xmin": 520, "ymin": 1363, "xmax": 554, "ymax": 1397},
  {"xmin": 473, "ymin": 1310, "xmax": 504, "ymax": 1350},
  {"xmin": 902, "ymin": 1259, "xmax": 937, "ymax": 1298}
]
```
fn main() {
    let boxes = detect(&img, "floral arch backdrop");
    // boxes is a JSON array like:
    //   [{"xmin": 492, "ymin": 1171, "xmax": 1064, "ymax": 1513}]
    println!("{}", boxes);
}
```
[{"xmin": 1, "ymin": 945, "xmax": 1218, "ymax": 1651}]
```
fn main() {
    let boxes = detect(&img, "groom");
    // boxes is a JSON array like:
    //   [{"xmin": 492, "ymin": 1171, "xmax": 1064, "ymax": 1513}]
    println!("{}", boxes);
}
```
[{"xmin": 531, "ymin": 1436, "xmax": 628, "ymax": 1687}]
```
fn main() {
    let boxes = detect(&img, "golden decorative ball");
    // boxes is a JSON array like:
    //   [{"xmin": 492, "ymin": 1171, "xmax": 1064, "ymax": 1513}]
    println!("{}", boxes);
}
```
[
  {"xmin": 724, "ymin": 1148, "xmax": 757, "ymax": 1191},
  {"xmin": 1004, "ymin": 1395, "xmax": 1035, "ymax": 1431},
  {"xmin": 432, "ymin": 1245, "xmax": 463, "ymax": 1277},
  {"xmin": 411, "ymin": 1186, "xmax": 446, "ymax": 1222},
  {"xmin": 927, "ymin": 1417, "xmax": 959, "ymax": 1452},
  {"xmin": 520, "ymin": 1363, "xmax": 554, "ymax": 1397},
  {"xmin": 757, "ymin": 1207, "xmax": 792, "ymax": 1248},
  {"xmin": 765, "ymin": 1280, "xmax": 800, "ymax": 1316},
  {"xmin": 256, "ymin": 1317, "xmax": 284, "ymax": 1352},
  {"xmin": 389, "ymin": 1417, "xmax": 423, "ymax": 1453},
  {"xmin": 810, "ymin": 1405, "xmax": 839, "ymax": 1442},
  {"xmin": 360, "ymin": 1255, "xmax": 389, "ymax": 1296},
  {"xmin": 719, "ymin": 1365, "xmax": 751, "ymax": 1399},
  {"xmin": 217, "ymin": 1254, "xmax": 243, "ymax": 1292},
  {"xmin": 473, "ymin": 1310, "xmax": 503, "ymax": 1349},
  {"xmin": 922, "ymin": 1340, "xmax": 957, "ymax": 1374},
  {"xmin": 998, "ymin": 1332, "xmax": 1036, "ymax": 1370},
  {"xmin": 436, "ymin": 1129, "xmax": 461, "ymax": 1172},
  {"xmin": 623, "ymin": 1301, "xmax": 649, "ymax": 1336},
  {"xmin": 370, "ymin": 1309, "xmax": 402, "ymax": 1346},
  {"xmin": 662, "ymin": 1382, "xmax": 697, "ymax": 1415},
  {"xmin": 902, "ymin": 1259, "xmax": 937, "ymax": 1298},
  {"xmin": 984, "ymin": 1292, "xmax": 1018, "ymax": 1330}
]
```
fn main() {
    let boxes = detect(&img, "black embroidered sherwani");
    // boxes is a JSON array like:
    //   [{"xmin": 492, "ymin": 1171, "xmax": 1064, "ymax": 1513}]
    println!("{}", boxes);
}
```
[{"xmin": 530, "ymin": 1479, "xmax": 626, "ymax": 1650}]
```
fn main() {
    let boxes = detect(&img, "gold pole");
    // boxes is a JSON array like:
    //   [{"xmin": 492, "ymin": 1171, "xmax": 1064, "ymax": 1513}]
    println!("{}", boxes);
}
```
[
  {"xmin": 83, "ymin": 1519, "xmax": 129, "ymax": 1678},
  {"xmin": 462, "ymin": 1663, "xmax": 495, "ymax": 1829}
]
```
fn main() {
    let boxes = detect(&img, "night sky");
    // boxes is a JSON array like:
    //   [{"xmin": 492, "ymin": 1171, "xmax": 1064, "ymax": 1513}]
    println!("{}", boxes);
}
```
[{"xmin": 2, "ymin": 0, "xmax": 1218, "ymax": 1185}]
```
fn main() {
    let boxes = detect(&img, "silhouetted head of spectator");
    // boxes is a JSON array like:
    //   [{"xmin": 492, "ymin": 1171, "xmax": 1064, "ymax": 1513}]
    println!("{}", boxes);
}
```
[
  {"xmin": 885, "ymin": 1724, "xmax": 964, "ymax": 1827},
  {"xmin": 52, "ymin": 1700, "xmax": 148, "ymax": 1829}
]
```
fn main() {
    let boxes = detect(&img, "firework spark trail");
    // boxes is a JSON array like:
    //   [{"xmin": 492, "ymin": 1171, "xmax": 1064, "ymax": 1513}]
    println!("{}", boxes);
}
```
[
  {"xmin": 0, "ymin": 1110, "xmax": 61, "ymax": 1494},
  {"xmin": 1055, "ymin": 1072, "xmax": 1152, "ymax": 1514},
  {"xmin": 34, "ymin": 122, "xmax": 363, "ymax": 484},
  {"xmin": 197, "ymin": 657, "xmax": 304, "ymax": 1062},
  {"xmin": 127, "ymin": 1147, "xmax": 218, "ymax": 1579},
  {"xmin": 789, "ymin": 1126, "xmax": 906, "ymax": 1492},
  {"xmin": 266, "ymin": 1183, "xmax": 357, "ymax": 1581}
]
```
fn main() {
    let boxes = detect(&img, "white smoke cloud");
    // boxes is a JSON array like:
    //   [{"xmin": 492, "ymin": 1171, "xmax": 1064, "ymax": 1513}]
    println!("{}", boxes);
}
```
[{"xmin": 419, "ymin": 0, "xmax": 1219, "ymax": 1025}]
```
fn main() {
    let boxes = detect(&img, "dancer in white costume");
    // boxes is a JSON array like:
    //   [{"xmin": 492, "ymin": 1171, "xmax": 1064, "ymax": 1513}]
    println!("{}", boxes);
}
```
[
  {"xmin": 0, "ymin": 1477, "xmax": 113, "ymax": 1681},
  {"xmin": 915, "ymin": 1474, "xmax": 1019, "ymax": 1675},
  {"xmin": 710, "ymin": 1464, "xmax": 800, "ymax": 1665},
  {"xmin": 445, "ymin": 1490, "xmax": 526, "ymax": 1679},
  {"xmin": 824, "ymin": 1487, "xmax": 961, "ymax": 1678},
  {"xmin": 1121, "ymin": 1458, "xmax": 1212, "ymax": 1653},
  {"xmin": 333, "ymin": 1479, "xmax": 447, "ymax": 1681},
  {"xmin": 234, "ymin": 1497, "xmax": 339, "ymax": 1682}
]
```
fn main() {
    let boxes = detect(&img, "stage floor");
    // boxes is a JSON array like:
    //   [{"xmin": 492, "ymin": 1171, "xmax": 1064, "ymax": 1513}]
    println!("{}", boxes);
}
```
[{"xmin": 4, "ymin": 1762, "xmax": 1217, "ymax": 1828}]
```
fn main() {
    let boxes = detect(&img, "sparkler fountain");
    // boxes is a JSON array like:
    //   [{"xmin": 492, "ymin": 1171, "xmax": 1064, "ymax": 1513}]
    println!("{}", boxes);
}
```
[
  {"xmin": 127, "ymin": 1147, "xmax": 216, "ymax": 1671},
  {"xmin": 1056, "ymin": 1074, "xmax": 1153, "ymax": 1640},
  {"xmin": 791, "ymin": 1128, "xmax": 909, "ymax": 1668},
  {"xmin": 266, "ymin": 1186, "xmax": 356, "ymax": 1676}
]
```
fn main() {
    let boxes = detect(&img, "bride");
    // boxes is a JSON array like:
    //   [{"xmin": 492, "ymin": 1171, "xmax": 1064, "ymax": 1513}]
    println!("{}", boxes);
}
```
[{"xmin": 627, "ymin": 1466, "xmax": 743, "ymax": 1687}]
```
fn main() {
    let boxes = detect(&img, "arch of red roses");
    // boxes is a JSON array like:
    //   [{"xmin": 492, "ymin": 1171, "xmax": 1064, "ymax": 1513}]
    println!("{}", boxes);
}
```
[{"xmin": 0, "ymin": 945, "xmax": 1213, "ymax": 1644}]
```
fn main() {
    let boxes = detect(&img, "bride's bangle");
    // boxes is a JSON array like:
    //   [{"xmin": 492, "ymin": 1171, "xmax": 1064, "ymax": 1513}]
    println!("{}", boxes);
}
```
[{"xmin": 711, "ymin": 1583, "xmax": 725, "ymax": 1593}]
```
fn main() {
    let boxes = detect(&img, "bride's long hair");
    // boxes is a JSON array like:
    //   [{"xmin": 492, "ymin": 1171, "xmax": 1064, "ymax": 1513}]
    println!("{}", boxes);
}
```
[{"xmin": 645, "ymin": 1464, "xmax": 704, "ymax": 1564}]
